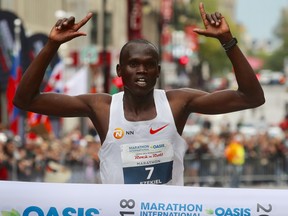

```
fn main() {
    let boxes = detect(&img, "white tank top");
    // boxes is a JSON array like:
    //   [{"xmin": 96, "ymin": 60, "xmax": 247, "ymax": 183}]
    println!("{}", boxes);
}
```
[{"xmin": 98, "ymin": 89, "xmax": 187, "ymax": 185}]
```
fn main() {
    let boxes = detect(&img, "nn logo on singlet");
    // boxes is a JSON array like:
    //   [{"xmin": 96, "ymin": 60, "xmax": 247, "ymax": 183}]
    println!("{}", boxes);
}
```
[
  {"xmin": 113, "ymin": 128, "xmax": 134, "ymax": 139},
  {"xmin": 113, "ymin": 128, "xmax": 124, "ymax": 139}
]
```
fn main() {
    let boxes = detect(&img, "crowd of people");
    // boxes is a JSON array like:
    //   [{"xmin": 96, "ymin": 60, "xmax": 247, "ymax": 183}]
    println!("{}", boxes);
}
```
[
  {"xmin": 0, "ymin": 124, "xmax": 101, "ymax": 183},
  {"xmin": 1, "ymin": 113, "xmax": 287, "ymax": 187},
  {"xmin": 183, "ymin": 114, "xmax": 288, "ymax": 187}
]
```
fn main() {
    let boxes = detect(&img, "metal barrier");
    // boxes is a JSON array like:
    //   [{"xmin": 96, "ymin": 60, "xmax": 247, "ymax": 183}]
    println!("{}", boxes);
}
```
[
  {"xmin": 65, "ymin": 155, "xmax": 288, "ymax": 187},
  {"xmin": 6, "ymin": 153, "xmax": 288, "ymax": 187},
  {"xmin": 184, "ymin": 153, "xmax": 288, "ymax": 187}
]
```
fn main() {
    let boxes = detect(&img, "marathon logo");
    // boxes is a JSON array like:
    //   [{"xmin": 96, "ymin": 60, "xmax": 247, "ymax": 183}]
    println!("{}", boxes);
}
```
[{"xmin": 140, "ymin": 202, "xmax": 203, "ymax": 216}]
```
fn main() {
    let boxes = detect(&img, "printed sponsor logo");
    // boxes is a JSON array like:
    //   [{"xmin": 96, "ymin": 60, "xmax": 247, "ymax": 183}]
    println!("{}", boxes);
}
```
[
  {"xmin": 113, "ymin": 127, "xmax": 124, "ymax": 139},
  {"xmin": 204, "ymin": 207, "xmax": 251, "ymax": 216},
  {"xmin": 125, "ymin": 131, "xmax": 134, "ymax": 135},
  {"xmin": 149, "ymin": 124, "xmax": 169, "ymax": 134},
  {"xmin": 1, "ymin": 207, "xmax": 100, "ymax": 216},
  {"xmin": 150, "ymin": 144, "xmax": 165, "ymax": 149}
]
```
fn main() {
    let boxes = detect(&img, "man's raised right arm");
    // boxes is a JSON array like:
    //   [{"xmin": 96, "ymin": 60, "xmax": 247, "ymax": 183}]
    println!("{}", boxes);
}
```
[{"xmin": 13, "ymin": 13, "xmax": 93, "ymax": 116}]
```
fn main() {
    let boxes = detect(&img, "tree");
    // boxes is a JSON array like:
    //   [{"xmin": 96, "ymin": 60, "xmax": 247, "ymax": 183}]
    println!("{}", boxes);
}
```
[
  {"xmin": 172, "ymin": 0, "xmax": 218, "ymax": 30},
  {"xmin": 264, "ymin": 8, "xmax": 288, "ymax": 71},
  {"xmin": 171, "ymin": 0, "xmax": 242, "ymax": 78},
  {"xmin": 196, "ymin": 1, "xmax": 241, "ymax": 75}
]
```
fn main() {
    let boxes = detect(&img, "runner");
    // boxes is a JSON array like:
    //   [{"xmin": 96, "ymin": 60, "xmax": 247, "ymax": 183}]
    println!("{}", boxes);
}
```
[{"xmin": 13, "ymin": 3, "xmax": 265, "ymax": 185}]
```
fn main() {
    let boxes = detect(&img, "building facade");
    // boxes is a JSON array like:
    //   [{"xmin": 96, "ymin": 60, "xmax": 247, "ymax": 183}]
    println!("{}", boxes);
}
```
[{"xmin": 0, "ymin": 0, "xmax": 161, "ymax": 60}]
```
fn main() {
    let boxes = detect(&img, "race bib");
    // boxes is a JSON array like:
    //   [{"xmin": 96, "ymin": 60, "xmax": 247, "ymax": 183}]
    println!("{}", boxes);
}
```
[{"xmin": 120, "ymin": 140, "xmax": 174, "ymax": 184}]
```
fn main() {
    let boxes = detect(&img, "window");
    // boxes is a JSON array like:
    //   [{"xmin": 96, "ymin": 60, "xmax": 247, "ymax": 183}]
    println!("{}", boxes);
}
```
[{"xmin": 90, "ymin": 12, "xmax": 98, "ymax": 45}]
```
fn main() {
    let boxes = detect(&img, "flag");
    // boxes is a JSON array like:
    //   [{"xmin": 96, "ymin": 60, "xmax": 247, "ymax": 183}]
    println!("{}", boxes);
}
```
[
  {"xmin": 27, "ymin": 60, "xmax": 64, "ymax": 135},
  {"xmin": 27, "ymin": 111, "xmax": 52, "ymax": 139},
  {"xmin": 6, "ymin": 41, "xmax": 22, "ymax": 135},
  {"xmin": 110, "ymin": 76, "xmax": 123, "ymax": 94},
  {"xmin": 27, "ymin": 112, "xmax": 52, "ymax": 132},
  {"xmin": 1, "ymin": 12, "xmax": 30, "ymax": 141},
  {"xmin": 44, "ymin": 60, "xmax": 65, "ymax": 93},
  {"xmin": 65, "ymin": 66, "xmax": 88, "ymax": 96}
]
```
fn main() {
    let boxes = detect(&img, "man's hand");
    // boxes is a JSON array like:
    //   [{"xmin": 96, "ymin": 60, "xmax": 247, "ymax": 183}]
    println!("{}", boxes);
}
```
[
  {"xmin": 49, "ymin": 12, "xmax": 93, "ymax": 46},
  {"xmin": 193, "ymin": 2, "xmax": 232, "ymax": 42}
]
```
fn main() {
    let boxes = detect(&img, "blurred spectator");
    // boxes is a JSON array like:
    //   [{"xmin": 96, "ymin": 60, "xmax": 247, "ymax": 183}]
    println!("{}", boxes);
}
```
[
  {"xmin": 185, "ymin": 138, "xmax": 200, "ymax": 186},
  {"xmin": 84, "ymin": 135, "xmax": 101, "ymax": 183},
  {"xmin": 44, "ymin": 161, "xmax": 71, "ymax": 183},
  {"xmin": 185, "ymin": 133, "xmax": 209, "ymax": 186},
  {"xmin": 3, "ymin": 138, "xmax": 19, "ymax": 180},
  {"xmin": 32, "ymin": 144, "xmax": 46, "ymax": 182},
  {"xmin": 225, "ymin": 133, "xmax": 245, "ymax": 188},
  {"xmin": 65, "ymin": 130, "xmax": 86, "ymax": 183},
  {"xmin": 242, "ymin": 134, "xmax": 259, "ymax": 184},
  {"xmin": 202, "ymin": 117, "xmax": 212, "ymax": 131},
  {"xmin": 0, "ymin": 160, "xmax": 8, "ymax": 180},
  {"xmin": 0, "ymin": 134, "xmax": 9, "ymax": 180},
  {"xmin": 208, "ymin": 132, "xmax": 225, "ymax": 186},
  {"xmin": 279, "ymin": 114, "xmax": 288, "ymax": 131},
  {"xmin": 267, "ymin": 136, "xmax": 287, "ymax": 185}
]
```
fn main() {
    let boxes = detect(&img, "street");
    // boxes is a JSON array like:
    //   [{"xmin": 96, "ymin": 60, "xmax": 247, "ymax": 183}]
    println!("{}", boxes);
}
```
[{"xmin": 206, "ymin": 84, "xmax": 288, "ymax": 132}]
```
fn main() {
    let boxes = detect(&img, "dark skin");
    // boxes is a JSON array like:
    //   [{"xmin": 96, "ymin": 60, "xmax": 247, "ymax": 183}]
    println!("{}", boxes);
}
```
[{"xmin": 13, "ymin": 3, "xmax": 265, "ymax": 144}]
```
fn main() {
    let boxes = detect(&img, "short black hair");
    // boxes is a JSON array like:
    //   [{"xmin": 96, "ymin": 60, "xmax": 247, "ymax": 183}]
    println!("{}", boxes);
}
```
[{"xmin": 119, "ymin": 39, "xmax": 159, "ymax": 64}]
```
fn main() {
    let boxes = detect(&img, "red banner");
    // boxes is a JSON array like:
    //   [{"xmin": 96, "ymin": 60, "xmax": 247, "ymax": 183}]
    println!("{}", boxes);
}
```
[{"xmin": 127, "ymin": 0, "xmax": 142, "ymax": 40}]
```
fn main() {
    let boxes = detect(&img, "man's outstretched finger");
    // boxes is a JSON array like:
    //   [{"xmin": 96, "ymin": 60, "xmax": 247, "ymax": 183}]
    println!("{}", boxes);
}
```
[
  {"xmin": 75, "ymin": 13, "xmax": 93, "ymax": 31},
  {"xmin": 199, "ymin": 2, "xmax": 206, "ymax": 19}
]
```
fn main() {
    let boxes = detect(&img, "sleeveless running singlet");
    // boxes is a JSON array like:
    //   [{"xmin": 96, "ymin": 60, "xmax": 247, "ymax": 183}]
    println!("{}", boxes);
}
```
[{"xmin": 98, "ymin": 89, "xmax": 187, "ymax": 185}]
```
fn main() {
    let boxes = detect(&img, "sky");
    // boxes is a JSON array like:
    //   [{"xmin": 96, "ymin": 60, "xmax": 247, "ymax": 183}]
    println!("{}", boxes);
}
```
[{"xmin": 236, "ymin": 0, "xmax": 288, "ymax": 42}]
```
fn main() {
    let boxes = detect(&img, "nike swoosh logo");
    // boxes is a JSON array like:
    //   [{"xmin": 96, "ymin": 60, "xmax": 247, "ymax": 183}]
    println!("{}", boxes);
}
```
[{"xmin": 150, "ymin": 124, "xmax": 169, "ymax": 134}]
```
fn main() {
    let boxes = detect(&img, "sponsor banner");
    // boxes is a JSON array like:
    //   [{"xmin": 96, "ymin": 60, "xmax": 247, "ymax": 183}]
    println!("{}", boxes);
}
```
[{"xmin": 0, "ymin": 181, "xmax": 287, "ymax": 216}]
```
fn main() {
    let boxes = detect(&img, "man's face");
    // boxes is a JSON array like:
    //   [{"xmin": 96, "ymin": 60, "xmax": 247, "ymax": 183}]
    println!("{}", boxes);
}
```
[{"xmin": 117, "ymin": 43, "xmax": 160, "ymax": 96}]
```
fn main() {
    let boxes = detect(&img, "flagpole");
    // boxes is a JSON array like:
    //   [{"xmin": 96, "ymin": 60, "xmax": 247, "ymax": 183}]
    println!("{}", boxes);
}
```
[
  {"xmin": 13, "ymin": 19, "xmax": 21, "ymax": 57},
  {"xmin": 13, "ymin": 18, "xmax": 25, "ymax": 145},
  {"xmin": 102, "ymin": 0, "xmax": 110, "ymax": 93}
]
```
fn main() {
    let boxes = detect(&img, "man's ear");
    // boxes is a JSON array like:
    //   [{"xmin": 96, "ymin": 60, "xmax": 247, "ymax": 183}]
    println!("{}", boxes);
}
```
[
  {"xmin": 116, "ymin": 64, "xmax": 121, "ymax": 77},
  {"xmin": 157, "ymin": 64, "xmax": 161, "ymax": 78}
]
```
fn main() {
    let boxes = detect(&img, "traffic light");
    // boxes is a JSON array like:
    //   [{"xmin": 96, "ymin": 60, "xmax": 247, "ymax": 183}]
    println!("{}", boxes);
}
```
[{"xmin": 179, "ymin": 55, "xmax": 189, "ymax": 65}]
